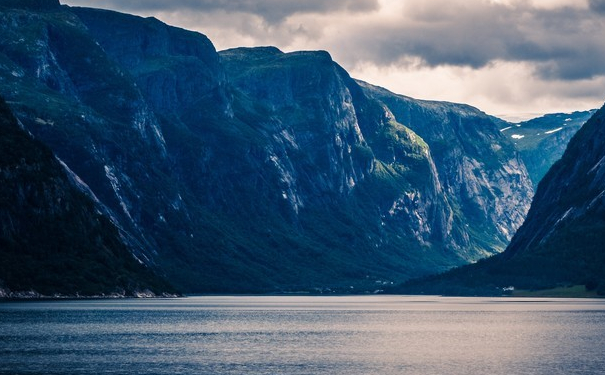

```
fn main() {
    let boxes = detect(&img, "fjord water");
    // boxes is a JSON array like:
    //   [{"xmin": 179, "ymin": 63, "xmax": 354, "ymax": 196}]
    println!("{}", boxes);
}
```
[{"xmin": 1, "ymin": 296, "xmax": 605, "ymax": 375}]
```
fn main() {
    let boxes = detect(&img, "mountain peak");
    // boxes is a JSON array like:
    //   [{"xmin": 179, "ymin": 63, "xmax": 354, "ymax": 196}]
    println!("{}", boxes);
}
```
[
  {"xmin": 220, "ymin": 47, "xmax": 334, "ymax": 65},
  {"xmin": 287, "ymin": 50, "xmax": 332, "ymax": 60},
  {"xmin": 222, "ymin": 46, "xmax": 284, "ymax": 56}
]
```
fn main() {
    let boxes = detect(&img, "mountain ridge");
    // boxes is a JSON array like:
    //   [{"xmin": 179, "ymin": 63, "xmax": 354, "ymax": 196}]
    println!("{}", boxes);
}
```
[{"xmin": 1, "ymin": 1, "xmax": 536, "ymax": 294}]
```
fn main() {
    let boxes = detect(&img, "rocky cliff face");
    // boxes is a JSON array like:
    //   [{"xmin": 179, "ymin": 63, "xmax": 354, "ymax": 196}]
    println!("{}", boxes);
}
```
[
  {"xmin": 0, "ymin": 2, "xmax": 536, "ymax": 293},
  {"xmin": 219, "ymin": 48, "xmax": 370, "ymax": 206},
  {"xmin": 219, "ymin": 46, "xmax": 462, "ymax": 266},
  {"xmin": 360, "ymin": 82, "xmax": 533, "ymax": 257},
  {"xmin": 0, "ymin": 96, "xmax": 172, "ymax": 297}
]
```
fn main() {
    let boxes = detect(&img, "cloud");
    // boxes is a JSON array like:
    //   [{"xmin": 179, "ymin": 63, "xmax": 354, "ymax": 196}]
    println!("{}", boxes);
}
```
[
  {"xmin": 350, "ymin": 60, "xmax": 605, "ymax": 119},
  {"xmin": 64, "ymin": 0, "xmax": 602, "ymax": 76},
  {"xmin": 65, "ymin": 0, "xmax": 378, "ymax": 23},
  {"xmin": 99, "ymin": 0, "xmax": 602, "ymax": 81},
  {"xmin": 330, "ymin": 0, "xmax": 605, "ymax": 81},
  {"xmin": 589, "ymin": 0, "xmax": 605, "ymax": 13}
]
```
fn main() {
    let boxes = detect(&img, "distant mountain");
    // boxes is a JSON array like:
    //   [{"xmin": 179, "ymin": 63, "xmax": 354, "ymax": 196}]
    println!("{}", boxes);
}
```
[
  {"xmin": 360, "ymin": 82, "xmax": 532, "ymax": 255},
  {"xmin": 0, "ymin": 1, "xmax": 534, "ymax": 293},
  {"xmin": 0, "ymin": 97, "xmax": 173, "ymax": 297},
  {"xmin": 396, "ymin": 104, "xmax": 605, "ymax": 296},
  {"xmin": 500, "ymin": 110, "xmax": 596, "ymax": 186}
]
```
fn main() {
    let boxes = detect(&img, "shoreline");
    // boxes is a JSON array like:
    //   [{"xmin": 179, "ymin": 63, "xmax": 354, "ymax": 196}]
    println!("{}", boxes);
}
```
[{"xmin": 0, "ymin": 288, "xmax": 181, "ymax": 301}]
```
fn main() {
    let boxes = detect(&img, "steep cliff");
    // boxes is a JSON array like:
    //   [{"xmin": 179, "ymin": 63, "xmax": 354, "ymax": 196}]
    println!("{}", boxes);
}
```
[
  {"xmin": 218, "ymin": 46, "xmax": 466, "ymax": 278},
  {"xmin": 0, "ymin": 97, "xmax": 172, "ymax": 297}
]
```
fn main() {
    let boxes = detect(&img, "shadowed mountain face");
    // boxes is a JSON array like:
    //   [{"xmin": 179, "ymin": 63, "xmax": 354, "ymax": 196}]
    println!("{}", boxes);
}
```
[
  {"xmin": 0, "ymin": 97, "xmax": 173, "ymax": 297},
  {"xmin": 0, "ymin": 1, "xmax": 534, "ymax": 294},
  {"xmin": 505, "ymin": 104, "xmax": 605, "ymax": 267}
]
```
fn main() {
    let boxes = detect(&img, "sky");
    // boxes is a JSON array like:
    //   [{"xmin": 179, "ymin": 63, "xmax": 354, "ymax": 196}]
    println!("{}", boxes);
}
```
[{"xmin": 62, "ymin": 0, "xmax": 605, "ymax": 121}]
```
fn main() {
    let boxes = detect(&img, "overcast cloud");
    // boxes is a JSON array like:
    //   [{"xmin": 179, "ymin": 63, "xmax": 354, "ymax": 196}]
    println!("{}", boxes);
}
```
[
  {"xmin": 65, "ymin": 0, "xmax": 379, "ymax": 23},
  {"xmin": 63, "ymin": 0, "xmax": 605, "ymax": 120}
]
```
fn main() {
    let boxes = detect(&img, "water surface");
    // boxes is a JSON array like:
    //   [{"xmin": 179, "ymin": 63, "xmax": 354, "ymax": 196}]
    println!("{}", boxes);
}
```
[{"xmin": 1, "ymin": 295, "xmax": 605, "ymax": 374}]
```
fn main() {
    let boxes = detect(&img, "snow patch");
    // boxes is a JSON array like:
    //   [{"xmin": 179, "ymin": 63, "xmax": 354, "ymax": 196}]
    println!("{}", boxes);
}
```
[
  {"xmin": 57, "ymin": 158, "xmax": 102, "ymax": 204},
  {"xmin": 269, "ymin": 155, "xmax": 294, "ymax": 186},
  {"xmin": 171, "ymin": 194, "xmax": 183, "ymax": 211},
  {"xmin": 588, "ymin": 155, "xmax": 605, "ymax": 174},
  {"xmin": 334, "ymin": 134, "xmax": 343, "ymax": 147},
  {"xmin": 564, "ymin": 118, "xmax": 572, "ymax": 122},
  {"xmin": 132, "ymin": 109, "xmax": 147, "ymax": 134},
  {"xmin": 132, "ymin": 254, "xmax": 145, "ymax": 265},
  {"xmin": 279, "ymin": 129, "xmax": 299, "ymax": 149},
  {"xmin": 554, "ymin": 207, "xmax": 574, "ymax": 226},
  {"xmin": 545, "ymin": 127, "xmax": 563, "ymax": 134},
  {"xmin": 268, "ymin": 153, "xmax": 303, "ymax": 213},
  {"xmin": 104, "ymin": 166, "xmax": 120, "ymax": 192},
  {"xmin": 151, "ymin": 122, "xmax": 165, "ymax": 145},
  {"xmin": 588, "ymin": 191, "xmax": 605, "ymax": 210},
  {"xmin": 511, "ymin": 134, "xmax": 525, "ymax": 139},
  {"xmin": 57, "ymin": 158, "xmax": 132, "ymax": 238},
  {"xmin": 499, "ymin": 126, "xmax": 512, "ymax": 132},
  {"xmin": 347, "ymin": 176, "xmax": 356, "ymax": 189},
  {"xmin": 104, "ymin": 165, "xmax": 134, "ymax": 221},
  {"xmin": 34, "ymin": 117, "xmax": 53, "ymax": 126},
  {"xmin": 133, "ymin": 108, "xmax": 166, "ymax": 153}
]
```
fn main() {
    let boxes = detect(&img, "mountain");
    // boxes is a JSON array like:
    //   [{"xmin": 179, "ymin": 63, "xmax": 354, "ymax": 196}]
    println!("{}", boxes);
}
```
[
  {"xmin": 0, "ymin": 1, "xmax": 534, "ymax": 293},
  {"xmin": 397, "ymin": 104, "xmax": 605, "ymax": 296},
  {"xmin": 500, "ymin": 110, "xmax": 596, "ymax": 186},
  {"xmin": 0, "ymin": 96, "xmax": 173, "ymax": 297}
]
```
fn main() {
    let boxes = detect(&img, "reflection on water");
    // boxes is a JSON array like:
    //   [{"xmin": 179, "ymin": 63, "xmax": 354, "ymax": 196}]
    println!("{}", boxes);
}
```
[{"xmin": 1, "ymin": 296, "xmax": 605, "ymax": 374}]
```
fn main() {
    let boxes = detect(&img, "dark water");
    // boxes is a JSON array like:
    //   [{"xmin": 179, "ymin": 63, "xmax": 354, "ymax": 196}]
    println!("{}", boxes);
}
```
[{"xmin": 1, "ymin": 296, "xmax": 605, "ymax": 375}]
